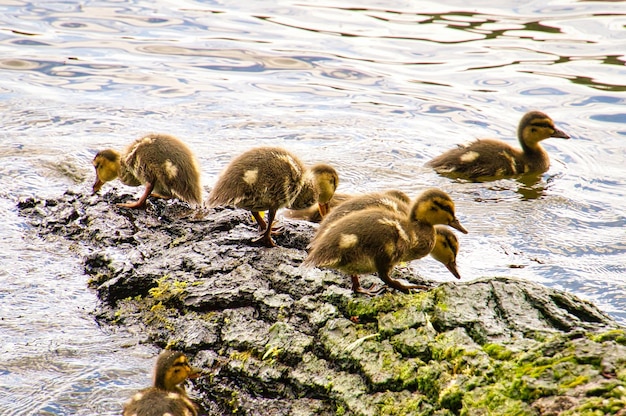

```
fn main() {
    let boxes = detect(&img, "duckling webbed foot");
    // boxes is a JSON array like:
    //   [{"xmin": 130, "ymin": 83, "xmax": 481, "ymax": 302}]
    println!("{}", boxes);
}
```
[
  {"xmin": 252, "ymin": 233, "xmax": 276, "ymax": 248},
  {"xmin": 351, "ymin": 276, "xmax": 387, "ymax": 296},
  {"xmin": 117, "ymin": 182, "xmax": 154, "ymax": 209},
  {"xmin": 251, "ymin": 209, "xmax": 281, "ymax": 247},
  {"xmin": 384, "ymin": 277, "xmax": 428, "ymax": 294}
]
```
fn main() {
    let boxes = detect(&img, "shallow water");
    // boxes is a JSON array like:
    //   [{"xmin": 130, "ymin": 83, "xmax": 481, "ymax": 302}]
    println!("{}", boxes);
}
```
[{"xmin": 1, "ymin": 0, "xmax": 625, "ymax": 414}]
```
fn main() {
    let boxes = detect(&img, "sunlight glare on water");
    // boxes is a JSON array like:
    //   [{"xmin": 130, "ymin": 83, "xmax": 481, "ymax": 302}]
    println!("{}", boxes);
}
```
[{"xmin": 0, "ymin": 0, "xmax": 625, "ymax": 414}]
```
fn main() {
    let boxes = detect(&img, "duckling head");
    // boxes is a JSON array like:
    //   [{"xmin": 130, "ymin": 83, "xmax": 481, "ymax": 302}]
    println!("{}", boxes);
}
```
[
  {"xmin": 412, "ymin": 188, "xmax": 468, "ymax": 234},
  {"xmin": 153, "ymin": 350, "xmax": 200, "ymax": 391},
  {"xmin": 310, "ymin": 163, "xmax": 339, "ymax": 216},
  {"xmin": 92, "ymin": 149, "xmax": 121, "ymax": 193},
  {"xmin": 431, "ymin": 225, "xmax": 461, "ymax": 279},
  {"xmin": 518, "ymin": 111, "xmax": 569, "ymax": 150}
]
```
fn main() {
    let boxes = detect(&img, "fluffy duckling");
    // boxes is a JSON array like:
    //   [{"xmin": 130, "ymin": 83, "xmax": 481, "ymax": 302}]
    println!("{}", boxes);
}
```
[
  {"xmin": 312, "ymin": 190, "xmax": 462, "ymax": 287},
  {"xmin": 426, "ymin": 111, "xmax": 569, "ymax": 180},
  {"xmin": 207, "ymin": 147, "xmax": 339, "ymax": 247},
  {"xmin": 304, "ymin": 188, "xmax": 467, "ymax": 295},
  {"xmin": 123, "ymin": 350, "xmax": 200, "ymax": 416},
  {"xmin": 93, "ymin": 133, "xmax": 202, "ymax": 209}
]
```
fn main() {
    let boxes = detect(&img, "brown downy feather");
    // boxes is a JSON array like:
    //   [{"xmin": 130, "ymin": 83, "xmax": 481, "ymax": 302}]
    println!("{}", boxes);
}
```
[
  {"xmin": 207, "ymin": 146, "xmax": 338, "ymax": 247},
  {"xmin": 426, "ymin": 111, "xmax": 569, "ymax": 181},
  {"xmin": 304, "ymin": 188, "xmax": 467, "ymax": 295},
  {"xmin": 93, "ymin": 133, "xmax": 202, "ymax": 208}
]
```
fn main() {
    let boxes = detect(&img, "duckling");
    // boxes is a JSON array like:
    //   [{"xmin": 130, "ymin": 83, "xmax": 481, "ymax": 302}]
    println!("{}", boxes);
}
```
[
  {"xmin": 93, "ymin": 133, "xmax": 202, "ymax": 209},
  {"xmin": 426, "ymin": 111, "xmax": 569, "ymax": 180},
  {"xmin": 304, "ymin": 188, "xmax": 468, "ymax": 296},
  {"xmin": 312, "ymin": 190, "xmax": 462, "ymax": 287},
  {"xmin": 123, "ymin": 350, "xmax": 200, "ymax": 416},
  {"xmin": 207, "ymin": 147, "xmax": 339, "ymax": 247}
]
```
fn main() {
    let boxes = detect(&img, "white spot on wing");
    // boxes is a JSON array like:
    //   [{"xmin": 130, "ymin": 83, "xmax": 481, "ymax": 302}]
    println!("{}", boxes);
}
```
[
  {"xmin": 243, "ymin": 169, "xmax": 258, "ymax": 185},
  {"xmin": 339, "ymin": 233, "xmax": 358, "ymax": 249},
  {"xmin": 460, "ymin": 151, "xmax": 480, "ymax": 163},
  {"xmin": 163, "ymin": 159, "xmax": 178, "ymax": 179}
]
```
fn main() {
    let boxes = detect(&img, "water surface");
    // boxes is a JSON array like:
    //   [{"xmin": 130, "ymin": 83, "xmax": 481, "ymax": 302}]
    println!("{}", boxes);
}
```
[{"xmin": 1, "ymin": 0, "xmax": 625, "ymax": 414}]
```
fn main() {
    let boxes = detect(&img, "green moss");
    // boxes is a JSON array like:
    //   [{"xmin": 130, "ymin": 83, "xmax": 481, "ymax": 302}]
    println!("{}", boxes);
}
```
[
  {"xmin": 483, "ymin": 343, "xmax": 514, "ymax": 361},
  {"xmin": 438, "ymin": 382, "xmax": 464, "ymax": 413},
  {"xmin": 461, "ymin": 385, "xmax": 536, "ymax": 416},
  {"xmin": 509, "ymin": 375, "xmax": 559, "ymax": 401},
  {"xmin": 515, "ymin": 355, "xmax": 577, "ymax": 379},
  {"xmin": 230, "ymin": 350, "xmax": 253, "ymax": 363},
  {"xmin": 585, "ymin": 380, "xmax": 623, "ymax": 397},
  {"xmin": 374, "ymin": 391, "xmax": 430, "ymax": 416},
  {"xmin": 559, "ymin": 374, "xmax": 589, "ymax": 390},
  {"xmin": 148, "ymin": 275, "xmax": 188, "ymax": 302},
  {"xmin": 562, "ymin": 396, "xmax": 626, "ymax": 415},
  {"xmin": 346, "ymin": 291, "xmax": 434, "ymax": 321},
  {"xmin": 589, "ymin": 329, "xmax": 626, "ymax": 345},
  {"xmin": 415, "ymin": 363, "xmax": 445, "ymax": 400}
]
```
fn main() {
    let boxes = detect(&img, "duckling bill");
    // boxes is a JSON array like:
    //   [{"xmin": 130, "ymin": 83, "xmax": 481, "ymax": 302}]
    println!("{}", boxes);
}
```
[
  {"xmin": 304, "ymin": 188, "xmax": 467, "ymax": 296},
  {"xmin": 123, "ymin": 350, "xmax": 201, "ymax": 416},
  {"xmin": 426, "ymin": 111, "xmax": 569, "ymax": 181},
  {"xmin": 207, "ymin": 146, "xmax": 339, "ymax": 247},
  {"xmin": 93, "ymin": 133, "xmax": 202, "ymax": 209}
]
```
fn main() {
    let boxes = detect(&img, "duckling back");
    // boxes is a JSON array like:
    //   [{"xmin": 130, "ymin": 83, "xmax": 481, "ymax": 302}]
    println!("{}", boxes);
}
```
[
  {"xmin": 122, "ymin": 134, "xmax": 202, "ymax": 205},
  {"xmin": 207, "ymin": 147, "xmax": 309, "ymax": 211},
  {"xmin": 123, "ymin": 388, "xmax": 198, "ymax": 416},
  {"xmin": 315, "ymin": 190, "xmax": 410, "ymax": 240}
]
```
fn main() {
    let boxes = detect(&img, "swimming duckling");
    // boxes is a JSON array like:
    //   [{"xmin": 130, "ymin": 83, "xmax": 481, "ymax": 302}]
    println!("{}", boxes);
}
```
[
  {"xmin": 304, "ymin": 188, "xmax": 467, "ymax": 295},
  {"xmin": 207, "ymin": 147, "xmax": 339, "ymax": 247},
  {"xmin": 123, "ymin": 350, "xmax": 200, "ymax": 416},
  {"xmin": 93, "ymin": 133, "xmax": 202, "ymax": 209},
  {"xmin": 426, "ymin": 111, "xmax": 569, "ymax": 180}
]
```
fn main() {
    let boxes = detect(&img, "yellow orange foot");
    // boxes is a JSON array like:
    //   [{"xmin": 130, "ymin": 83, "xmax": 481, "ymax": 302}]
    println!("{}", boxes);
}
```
[{"xmin": 117, "ymin": 200, "xmax": 147, "ymax": 209}]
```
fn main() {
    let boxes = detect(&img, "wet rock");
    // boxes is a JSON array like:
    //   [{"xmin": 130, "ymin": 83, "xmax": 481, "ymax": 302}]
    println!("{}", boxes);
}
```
[{"xmin": 18, "ymin": 190, "xmax": 626, "ymax": 416}]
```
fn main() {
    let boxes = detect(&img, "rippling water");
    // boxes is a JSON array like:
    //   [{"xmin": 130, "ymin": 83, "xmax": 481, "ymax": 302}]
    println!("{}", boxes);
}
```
[{"xmin": 1, "ymin": 0, "xmax": 625, "ymax": 414}]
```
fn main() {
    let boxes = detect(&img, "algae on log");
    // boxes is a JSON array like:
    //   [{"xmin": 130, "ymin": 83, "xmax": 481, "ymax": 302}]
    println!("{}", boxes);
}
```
[{"xmin": 18, "ymin": 189, "xmax": 626, "ymax": 416}]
